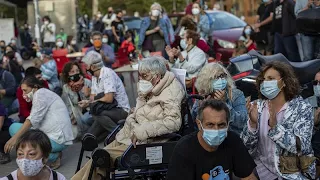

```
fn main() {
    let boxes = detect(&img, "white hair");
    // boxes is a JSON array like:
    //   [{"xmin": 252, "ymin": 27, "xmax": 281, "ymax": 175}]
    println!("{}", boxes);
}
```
[
  {"xmin": 81, "ymin": 51, "xmax": 104, "ymax": 68},
  {"xmin": 139, "ymin": 56, "xmax": 167, "ymax": 77},
  {"xmin": 150, "ymin": 2, "xmax": 162, "ymax": 10}
]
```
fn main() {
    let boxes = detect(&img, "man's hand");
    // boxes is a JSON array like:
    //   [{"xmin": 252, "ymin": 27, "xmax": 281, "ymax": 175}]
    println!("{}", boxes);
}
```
[
  {"xmin": 116, "ymin": 36, "xmax": 120, "ymax": 43},
  {"xmin": 165, "ymin": 46, "xmax": 175, "ymax": 60},
  {"xmin": 131, "ymin": 134, "xmax": 137, "ymax": 148},
  {"xmin": 154, "ymin": 26, "xmax": 161, "ymax": 32},
  {"xmin": 4, "ymin": 136, "xmax": 18, "ymax": 153}
]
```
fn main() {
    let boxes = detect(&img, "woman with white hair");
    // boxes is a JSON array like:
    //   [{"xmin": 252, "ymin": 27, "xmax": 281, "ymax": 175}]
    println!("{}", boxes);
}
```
[
  {"xmin": 72, "ymin": 56, "xmax": 185, "ymax": 180},
  {"xmin": 192, "ymin": 63, "xmax": 247, "ymax": 136},
  {"xmin": 138, "ymin": 2, "xmax": 171, "ymax": 57}
]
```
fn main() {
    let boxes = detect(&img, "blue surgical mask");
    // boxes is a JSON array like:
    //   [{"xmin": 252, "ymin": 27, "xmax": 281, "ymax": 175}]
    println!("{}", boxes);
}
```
[
  {"xmin": 260, "ymin": 80, "xmax": 282, "ymax": 99},
  {"xmin": 244, "ymin": 28, "xmax": 252, "ymax": 35},
  {"xmin": 212, "ymin": 78, "xmax": 227, "ymax": 91},
  {"xmin": 36, "ymin": 51, "xmax": 41, "ymax": 58},
  {"xmin": 263, "ymin": 0, "xmax": 270, "ymax": 3},
  {"xmin": 314, "ymin": 85, "xmax": 320, "ymax": 97},
  {"xmin": 200, "ymin": 122, "xmax": 228, "ymax": 147},
  {"xmin": 180, "ymin": 39, "xmax": 187, "ymax": 50}
]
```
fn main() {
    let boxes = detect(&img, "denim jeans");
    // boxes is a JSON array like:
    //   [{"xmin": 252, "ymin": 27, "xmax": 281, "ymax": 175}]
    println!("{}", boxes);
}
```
[
  {"xmin": 295, "ymin": 34, "xmax": 304, "ymax": 61},
  {"xmin": 300, "ymin": 34, "xmax": 317, "ymax": 61},
  {"xmin": 81, "ymin": 112, "xmax": 93, "ymax": 126},
  {"xmin": 9, "ymin": 123, "xmax": 67, "ymax": 162},
  {"xmin": 274, "ymin": 33, "xmax": 301, "ymax": 62}
]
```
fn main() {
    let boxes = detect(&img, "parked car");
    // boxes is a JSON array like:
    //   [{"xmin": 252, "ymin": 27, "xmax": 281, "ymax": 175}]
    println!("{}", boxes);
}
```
[
  {"xmin": 170, "ymin": 10, "xmax": 247, "ymax": 64},
  {"xmin": 227, "ymin": 50, "xmax": 320, "ymax": 100}
]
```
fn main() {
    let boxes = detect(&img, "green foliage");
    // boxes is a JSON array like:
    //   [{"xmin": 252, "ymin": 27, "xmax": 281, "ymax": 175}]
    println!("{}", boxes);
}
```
[{"xmin": 78, "ymin": 0, "xmax": 188, "ymax": 17}]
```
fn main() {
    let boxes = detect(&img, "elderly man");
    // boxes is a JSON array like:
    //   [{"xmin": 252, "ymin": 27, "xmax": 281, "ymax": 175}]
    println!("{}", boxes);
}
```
[
  {"xmin": 72, "ymin": 56, "xmax": 185, "ymax": 180},
  {"xmin": 167, "ymin": 99, "xmax": 257, "ymax": 180},
  {"xmin": 80, "ymin": 51, "xmax": 129, "ymax": 138},
  {"xmin": 86, "ymin": 31, "xmax": 115, "ymax": 68}
]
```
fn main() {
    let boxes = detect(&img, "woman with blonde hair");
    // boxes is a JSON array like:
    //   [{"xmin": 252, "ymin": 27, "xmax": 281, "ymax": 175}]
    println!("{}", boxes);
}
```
[{"xmin": 192, "ymin": 62, "xmax": 247, "ymax": 135}]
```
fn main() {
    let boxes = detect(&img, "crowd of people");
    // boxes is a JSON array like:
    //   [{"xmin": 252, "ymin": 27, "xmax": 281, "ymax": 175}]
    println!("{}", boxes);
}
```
[{"xmin": 0, "ymin": 0, "xmax": 320, "ymax": 180}]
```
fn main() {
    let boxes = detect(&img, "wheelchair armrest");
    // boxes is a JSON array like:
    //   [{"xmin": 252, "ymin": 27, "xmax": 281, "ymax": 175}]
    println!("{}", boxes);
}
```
[
  {"xmin": 104, "ymin": 124, "xmax": 123, "ymax": 146},
  {"xmin": 117, "ymin": 119, "xmax": 126, "ymax": 126}
]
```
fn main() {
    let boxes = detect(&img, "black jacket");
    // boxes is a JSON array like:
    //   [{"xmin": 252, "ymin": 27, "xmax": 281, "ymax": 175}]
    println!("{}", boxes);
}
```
[{"xmin": 273, "ymin": 0, "xmax": 297, "ymax": 36}]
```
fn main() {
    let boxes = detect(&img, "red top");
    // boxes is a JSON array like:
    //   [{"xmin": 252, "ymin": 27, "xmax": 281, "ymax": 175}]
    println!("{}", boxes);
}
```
[
  {"xmin": 121, "ymin": 40, "xmax": 135, "ymax": 53},
  {"xmin": 17, "ymin": 81, "xmax": 49, "ymax": 122},
  {"xmin": 185, "ymin": 3, "xmax": 193, "ymax": 15},
  {"xmin": 247, "ymin": 42, "xmax": 257, "ymax": 51},
  {"xmin": 197, "ymin": 39, "xmax": 210, "ymax": 53}
]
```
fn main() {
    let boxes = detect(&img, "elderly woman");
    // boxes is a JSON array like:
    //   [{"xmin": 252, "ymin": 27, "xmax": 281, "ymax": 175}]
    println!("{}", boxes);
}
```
[
  {"xmin": 138, "ymin": 3, "xmax": 171, "ymax": 57},
  {"xmin": 61, "ymin": 62, "xmax": 92, "ymax": 138},
  {"xmin": 5, "ymin": 76, "xmax": 74, "ymax": 170},
  {"xmin": 166, "ymin": 30, "xmax": 207, "ymax": 81},
  {"xmin": 241, "ymin": 61, "xmax": 316, "ymax": 179},
  {"xmin": 192, "ymin": 63, "xmax": 247, "ymax": 135},
  {"xmin": 72, "ymin": 56, "xmax": 185, "ymax": 180}
]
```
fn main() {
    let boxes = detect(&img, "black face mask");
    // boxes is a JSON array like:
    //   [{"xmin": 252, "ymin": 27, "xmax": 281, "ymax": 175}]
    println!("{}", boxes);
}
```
[
  {"xmin": 68, "ymin": 73, "xmax": 81, "ymax": 82},
  {"xmin": 5, "ymin": 51, "xmax": 15, "ymax": 59},
  {"xmin": 108, "ymin": 11, "xmax": 113, "ymax": 14},
  {"xmin": 117, "ymin": 16, "xmax": 122, "ymax": 20}
]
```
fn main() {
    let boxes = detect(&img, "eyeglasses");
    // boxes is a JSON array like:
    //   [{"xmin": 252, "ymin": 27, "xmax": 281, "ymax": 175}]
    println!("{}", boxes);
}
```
[
  {"xmin": 214, "ymin": 73, "xmax": 227, "ymax": 79},
  {"xmin": 313, "ymin": 80, "xmax": 320, "ymax": 85}
]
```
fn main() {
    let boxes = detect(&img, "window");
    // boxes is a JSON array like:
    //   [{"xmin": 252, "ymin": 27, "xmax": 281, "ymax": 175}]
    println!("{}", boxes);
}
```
[{"xmin": 208, "ymin": 12, "xmax": 246, "ymax": 30}]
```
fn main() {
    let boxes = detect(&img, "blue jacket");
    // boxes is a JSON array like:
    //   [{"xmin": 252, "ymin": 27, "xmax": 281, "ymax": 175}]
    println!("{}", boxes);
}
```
[
  {"xmin": 138, "ymin": 17, "xmax": 170, "ymax": 49},
  {"xmin": 40, "ymin": 60, "xmax": 60, "ymax": 90},
  {"xmin": 198, "ymin": 13, "xmax": 214, "ymax": 40},
  {"xmin": 191, "ymin": 88, "xmax": 248, "ymax": 136},
  {"xmin": 241, "ymin": 97, "xmax": 316, "ymax": 179}
]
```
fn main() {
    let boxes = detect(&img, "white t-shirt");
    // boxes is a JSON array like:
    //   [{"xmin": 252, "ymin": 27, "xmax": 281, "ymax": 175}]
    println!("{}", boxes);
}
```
[
  {"xmin": 0, "ymin": 168, "xmax": 66, "ymax": 180},
  {"xmin": 41, "ymin": 23, "xmax": 56, "ymax": 43},
  {"xmin": 91, "ymin": 67, "xmax": 130, "ymax": 112}
]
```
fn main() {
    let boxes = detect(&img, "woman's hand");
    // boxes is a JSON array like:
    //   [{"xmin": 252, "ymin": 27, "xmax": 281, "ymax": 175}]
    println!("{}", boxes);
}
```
[
  {"xmin": 165, "ymin": 46, "xmax": 175, "ymax": 62},
  {"xmin": 247, "ymin": 100, "xmax": 258, "ymax": 128},
  {"xmin": 154, "ymin": 26, "xmax": 160, "ymax": 32},
  {"xmin": 129, "ymin": 107, "xmax": 136, "ymax": 114},
  {"xmin": 78, "ymin": 100, "xmax": 90, "ymax": 108},
  {"xmin": 213, "ymin": 90, "xmax": 226, "ymax": 101},
  {"xmin": 131, "ymin": 134, "xmax": 138, "ymax": 148},
  {"xmin": 4, "ymin": 136, "xmax": 18, "ymax": 153}
]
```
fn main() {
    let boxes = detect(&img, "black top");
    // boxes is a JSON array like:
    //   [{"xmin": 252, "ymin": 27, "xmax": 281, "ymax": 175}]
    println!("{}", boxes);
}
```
[
  {"xmin": 166, "ymin": 131, "xmax": 256, "ymax": 180},
  {"xmin": 272, "ymin": 1, "xmax": 283, "ymax": 34},
  {"xmin": 259, "ymin": 3, "xmax": 273, "ymax": 31},
  {"xmin": 148, "ymin": 19, "xmax": 162, "ymax": 41},
  {"xmin": 111, "ymin": 20, "xmax": 125, "ymax": 38}
]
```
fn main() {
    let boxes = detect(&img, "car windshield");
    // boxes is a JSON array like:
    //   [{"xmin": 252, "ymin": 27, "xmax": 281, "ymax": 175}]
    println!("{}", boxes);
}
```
[
  {"xmin": 208, "ymin": 12, "xmax": 246, "ymax": 30},
  {"xmin": 124, "ymin": 18, "xmax": 141, "ymax": 30}
]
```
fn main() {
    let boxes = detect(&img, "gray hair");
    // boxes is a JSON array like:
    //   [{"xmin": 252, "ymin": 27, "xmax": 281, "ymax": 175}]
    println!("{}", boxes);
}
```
[
  {"xmin": 150, "ymin": 2, "xmax": 162, "ymax": 10},
  {"xmin": 81, "ymin": 51, "xmax": 104, "ymax": 68},
  {"xmin": 196, "ymin": 99, "xmax": 230, "ymax": 122},
  {"xmin": 139, "ymin": 56, "xmax": 167, "ymax": 77}
]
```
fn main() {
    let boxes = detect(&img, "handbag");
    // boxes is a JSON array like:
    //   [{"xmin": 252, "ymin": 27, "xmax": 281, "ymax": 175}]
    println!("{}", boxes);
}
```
[
  {"xmin": 279, "ymin": 136, "xmax": 316, "ymax": 178},
  {"xmin": 89, "ymin": 92, "xmax": 118, "ymax": 115}
]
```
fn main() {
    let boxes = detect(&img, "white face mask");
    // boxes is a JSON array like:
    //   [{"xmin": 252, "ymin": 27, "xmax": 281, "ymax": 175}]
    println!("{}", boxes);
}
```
[
  {"xmin": 138, "ymin": 79, "xmax": 154, "ymax": 95},
  {"xmin": 16, "ymin": 158, "xmax": 44, "ymax": 177},
  {"xmin": 90, "ymin": 39, "xmax": 94, "ymax": 44},
  {"xmin": 192, "ymin": 8, "xmax": 200, "ymax": 15},
  {"xmin": 180, "ymin": 39, "xmax": 187, "ymax": 50},
  {"xmin": 56, "ymin": 41, "xmax": 63, "ymax": 48},
  {"xmin": 11, "ymin": 40, "xmax": 16, "ymax": 44},
  {"xmin": 23, "ymin": 89, "xmax": 34, "ymax": 103},
  {"xmin": 102, "ymin": 38, "xmax": 108, "ymax": 44},
  {"xmin": 36, "ymin": 52, "xmax": 42, "ymax": 58},
  {"xmin": 71, "ymin": 40, "xmax": 76, "ymax": 45},
  {"xmin": 44, "ymin": 21, "xmax": 49, "ymax": 25},
  {"xmin": 151, "ymin": 10, "xmax": 160, "ymax": 17}
]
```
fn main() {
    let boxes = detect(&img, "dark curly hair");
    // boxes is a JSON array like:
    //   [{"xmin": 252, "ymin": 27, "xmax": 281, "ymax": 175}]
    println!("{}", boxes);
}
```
[
  {"xmin": 62, "ymin": 62, "xmax": 84, "ymax": 83},
  {"xmin": 180, "ymin": 16, "xmax": 197, "ymax": 31},
  {"xmin": 186, "ymin": 30, "xmax": 200, "ymax": 45},
  {"xmin": 256, "ymin": 61, "xmax": 300, "ymax": 101}
]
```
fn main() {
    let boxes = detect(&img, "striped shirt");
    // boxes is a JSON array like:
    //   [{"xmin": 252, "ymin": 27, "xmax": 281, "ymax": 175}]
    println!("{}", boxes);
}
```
[{"xmin": 248, "ymin": 102, "xmax": 288, "ymax": 180}]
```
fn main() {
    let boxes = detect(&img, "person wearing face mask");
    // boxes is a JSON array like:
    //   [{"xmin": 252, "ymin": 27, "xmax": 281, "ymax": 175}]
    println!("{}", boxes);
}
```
[
  {"xmin": 79, "ymin": 51, "xmax": 129, "ymax": 139},
  {"xmin": 192, "ymin": 63, "xmax": 248, "ymax": 136},
  {"xmin": 72, "ymin": 56, "xmax": 185, "ymax": 180},
  {"xmin": 86, "ymin": 31, "xmax": 115, "ymax": 68},
  {"xmin": 102, "ymin": 7, "xmax": 116, "ymax": 37},
  {"xmin": 17, "ymin": 67, "xmax": 49, "ymax": 123},
  {"xmin": 5, "ymin": 77, "xmax": 74, "ymax": 170},
  {"xmin": 166, "ymin": 30, "xmax": 207, "ymax": 83},
  {"xmin": 241, "ymin": 61, "xmax": 316, "ymax": 179},
  {"xmin": 138, "ymin": 3, "xmax": 171, "ymax": 57},
  {"xmin": 111, "ymin": 10, "xmax": 126, "ymax": 51},
  {"xmin": 0, "ymin": 40, "xmax": 6, "ymax": 58},
  {"xmin": 40, "ymin": 16, "xmax": 56, "ymax": 48},
  {"xmin": 5, "ymin": 45, "xmax": 23, "ymax": 66},
  {"xmin": 167, "ymin": 99, "xmax": 257, "ymax": 180},
  {"xmin": 242, "ymin": 25, "xmax": 257, "ymax": 51},
  {"xmin": 56, "ymin": 28, "xmax": 67, "ymax": 44},
  {"xmin": 54, "ymin": 38, "xmax": 65, "ymax": 50},
  {"xmin": 191, "ymin": 2, "xmax": 214, "ymax": 41},
  {"xmin": 67, "ymin": 37, "xmax": 79, "ymax": 53},
  {"xmin": 0, "ymin": 61, "xmax": 17, "ymax": 114},
  {"xmin": 185, "ymin": 0, "xmax": 200, "ymax": 15},
  {"xmin": 1, "ymin": 129, "xmax": 66, "ymax": 179},
  {"xmin": 61, "ymin": 62, "xmax": 92, "ymax": 138},
  {"xmin": 102, "ymin": 33, "xmax": 115, "ymax": 51}
]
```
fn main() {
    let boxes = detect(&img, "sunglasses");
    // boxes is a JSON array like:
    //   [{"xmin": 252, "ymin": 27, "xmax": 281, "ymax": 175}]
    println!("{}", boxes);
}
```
[
  {"xmin": 313, "ymin": 80, "xmax": 320, "ymax": 85},
  {"xmin": 215, "ymin": 73, "xmax": 227, "ymax": 79}
]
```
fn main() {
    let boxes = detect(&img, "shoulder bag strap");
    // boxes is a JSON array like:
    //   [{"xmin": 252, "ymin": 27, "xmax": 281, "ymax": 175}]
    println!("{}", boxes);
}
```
[
  {"xmin": 6, "ymin": 174, "xmax": 13, "ymax": 180},
  {"xmin": 52, "ymin": 170, "xmax": 58, "ymax": 180}
]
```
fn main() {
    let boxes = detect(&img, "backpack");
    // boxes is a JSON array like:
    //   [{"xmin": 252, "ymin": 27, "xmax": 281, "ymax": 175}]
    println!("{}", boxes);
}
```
[{"xmin": 6, "ymin": 170, "xmax": 58, "ymax": 180}]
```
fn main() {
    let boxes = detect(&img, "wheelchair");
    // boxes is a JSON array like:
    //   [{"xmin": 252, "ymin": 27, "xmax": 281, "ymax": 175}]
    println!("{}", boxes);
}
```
[{"xmin": 75, "ymin": 95, "xmax": 204, "ymax": 180}]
